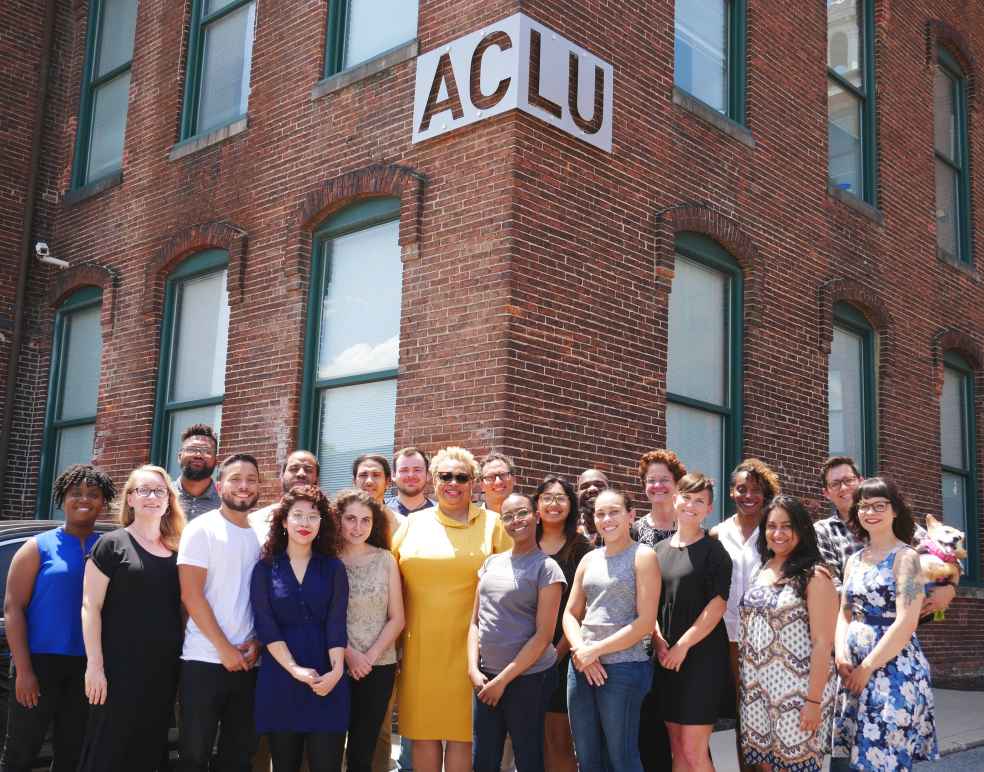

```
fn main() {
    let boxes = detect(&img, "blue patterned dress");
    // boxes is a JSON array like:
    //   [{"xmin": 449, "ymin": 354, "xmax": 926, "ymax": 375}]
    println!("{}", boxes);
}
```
[{"xmin": 832, "ymin": 547, "xmax": 939, "ymax": 770}]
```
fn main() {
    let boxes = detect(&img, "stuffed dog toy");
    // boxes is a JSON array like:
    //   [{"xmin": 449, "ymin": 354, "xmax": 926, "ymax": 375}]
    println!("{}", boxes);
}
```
[{"xmin": 916, "ymin": 514, "xmax": 966, "ymax": 585}]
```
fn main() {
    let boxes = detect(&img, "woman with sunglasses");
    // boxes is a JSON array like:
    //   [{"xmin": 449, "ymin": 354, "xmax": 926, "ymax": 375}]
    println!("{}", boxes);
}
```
[
  {"xmin": 391, "ymin": 447, "xmax": 512, "ymax": 772},
  {"xmin": 78, "ymin": 465, "xmax": 186, "ymax": 771},
  {"xmin": 831, "ymin": 478, "xmax": 938, "ymax": 771},
  {"xmin": 250, "ymin": 485, "xmax": 349, "ymax": 771}
]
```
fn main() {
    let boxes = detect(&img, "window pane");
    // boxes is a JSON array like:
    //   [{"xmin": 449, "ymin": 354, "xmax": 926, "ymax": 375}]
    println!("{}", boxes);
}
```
[
  {"xmin": 828, "ymin": 325, "xmax": 864, "ymax": 461},
  {"xmin": 940, "ymin": 366, "xmax": 966, "ymax": 470},
  {"xmin": 87, "ymin": 71, "xmax": 130, "ymax": 181},
  {"xmin": 934, "ymin": 66, "xmax": 957, "ymax": 161},
  {"xmin": 935, "ymin": 159, "xmax": 959, "ymax": 258},
  {"xmin": 827, "ymin": 0, "xmax": 862, "ymax": 87},
  {"xmin": 164, "ymin": 404, "xmax": 223, "ymax": 480},
  {"xmin": 344, "ymin": 0, "xmax": 419, "ymax": 69},
  {"xmin": 827, "ymin": 80, "xmax": 862, "ymax": 194},
  {"xmin": 666, "ymin": 402, "xmax": 724, "ymax": 521},
  {"xmin": 317, "ymin": 379, "xmax": 397, "ymax": 493},
  {"xmin": 51, "ymin": 424, "xmax": 97, "ymax": 518},
  {"xmin": 318, "ymin": 219, "xmax": 402, "ymax": 381},
  {"xmin": 198, "ymin": 1, "xmax": 255, "ymax": 132},
  {"xmin": 667, "ymin": 256, "xmax": 728, "ymax": 406},
  {"xmin": 941, "ymin": 472, "xmax": 967, "ymax": 536},
  {"xmin": 94, "ymin": 0, "xmax": 138, "ymax": 77},
  {"xmin": 171, "ymin": 269, "xmax": 230, "ymax": 403},
  {"xmin": 674, "ymin": 0, "xmax": 728, "ymax": 113},
  {"xmin": 59, "ymin": 304, "xmax": 103, "ymax": 421}
]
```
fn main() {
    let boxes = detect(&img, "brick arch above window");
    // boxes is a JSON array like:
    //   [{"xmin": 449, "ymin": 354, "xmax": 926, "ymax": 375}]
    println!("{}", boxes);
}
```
[
  {"xmin": 141, "ymin": 221, "xmax": 248, "ymax": 320},
  {"xmin": 297, "ymin": 162, "xmax": 426, "ymax": 248},
  {"xmin": 654, "ymin": 203, "xmax": 763, "ymax": 325},
  {"xmin": 926, "ymin": 20, "xmax": 978, "ymax": 105},
  {"xmin": 932, "ymin": 327, "xmax": 983, "ymax": 397},
  {"xmin": 817, "ymin": 278, "xmax": 894, "ymax": 368},
  {"xmin": 46, "ymin": 262, "xmax": 118, "ymax": 335}
]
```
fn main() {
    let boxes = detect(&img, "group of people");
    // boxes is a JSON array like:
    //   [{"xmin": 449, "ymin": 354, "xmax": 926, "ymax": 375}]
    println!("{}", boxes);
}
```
[{"xmin": 0, "ymin": 420, "xmax": 957, "ymax": 772}]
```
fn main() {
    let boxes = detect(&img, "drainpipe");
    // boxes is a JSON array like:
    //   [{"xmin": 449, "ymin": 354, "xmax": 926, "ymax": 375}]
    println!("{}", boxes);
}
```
[{"xmin": 0, "ymin": 0, "xmax": 59, "ymax": 511}]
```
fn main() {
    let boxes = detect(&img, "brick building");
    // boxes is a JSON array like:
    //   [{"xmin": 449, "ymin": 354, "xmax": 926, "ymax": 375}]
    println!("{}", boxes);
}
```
[{"xmin": 1, "ymin": 0, "xmax": 982, "ymax": 682}]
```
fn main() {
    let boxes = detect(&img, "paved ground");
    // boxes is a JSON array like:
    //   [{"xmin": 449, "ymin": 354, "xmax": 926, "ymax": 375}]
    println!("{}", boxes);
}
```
[{"xmin": 916, "ymin": 745, "xmax": 984, "ymax": 769}]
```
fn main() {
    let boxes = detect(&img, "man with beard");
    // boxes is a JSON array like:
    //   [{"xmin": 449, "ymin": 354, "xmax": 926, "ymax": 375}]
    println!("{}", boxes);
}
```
[
  {"xmin": 248, "ymin": 450, "xmax": 319, "ymax": 542},
  {"xmin": 178, "ymin": 453, "xmax": 263, "ymax": 772},
  {"xmin": 176, "ymin": 424, "xmax": 221, "ymax": 520},
  {"xmin": 385, "ymin": 446, "xmax": 433, "ymax": 517},
  {"xmin": 576, "ymin": 468, "xmax": 609, "ymax": 546}
]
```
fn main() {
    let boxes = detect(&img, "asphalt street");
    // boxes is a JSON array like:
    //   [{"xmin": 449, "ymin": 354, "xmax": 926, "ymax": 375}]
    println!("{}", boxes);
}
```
[{"xmin": 916, "ymin": 745, "xmax": 984, "ymax": 770}]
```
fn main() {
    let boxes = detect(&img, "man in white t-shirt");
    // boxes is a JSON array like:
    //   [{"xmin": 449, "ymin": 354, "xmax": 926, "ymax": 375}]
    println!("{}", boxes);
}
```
[{"xmin": 178, "ymin": 452, "xmax": 263, "ymax": 772}]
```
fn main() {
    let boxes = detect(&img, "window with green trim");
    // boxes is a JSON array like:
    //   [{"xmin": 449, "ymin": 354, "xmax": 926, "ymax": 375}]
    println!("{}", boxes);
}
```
[
  {"xmin": 300, "ymin": 198, "xmax": 403, "ymax": 492},
  {"xmin": 181, "ymin": 0, "xmax": 256, "ymax": 139},
  {"xmin": 940, "ymin": 352, "xmax": 978, "ymax": 581},
  {"xmin": 73, "ymin": 0, "xmax": 138, "ymax": 187},
  {"xmin": 828, "ymin": 303, "xmax": 876, "ymax": 475},
  {"xmin": 934, "ymin": 51, "xmax": 972, "ymax": 264},
  {"xmin": 673, "ymin": 0, "xmax": 746, "ymax": 123},
  {"xmin": 666, "ymin": 234, "xmax": 743, "ymax": 522},
  {"xmin": 152, "ymin": 250, "xmax": 230, "ymax": 480},
  {"xmin": 324, "ymin": 0, "xmax": 418, "ymax": 76},
  {"xmin": 827, "ymin": 0, "xmax": 876, "ymax": 202},
  {"xmin": 38, "ymin": 288, "xmax": 104, "ymax": 518}
]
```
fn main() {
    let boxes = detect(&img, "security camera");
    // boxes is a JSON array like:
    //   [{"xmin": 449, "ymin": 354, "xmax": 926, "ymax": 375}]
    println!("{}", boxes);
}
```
[{"xmin": 35, "ymin": 241, "xmax": 69, "ymax": 269}]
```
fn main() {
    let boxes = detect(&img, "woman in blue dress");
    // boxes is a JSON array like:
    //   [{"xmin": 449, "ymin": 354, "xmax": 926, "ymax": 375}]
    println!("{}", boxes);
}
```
[
  {"xmin": 251, "ymin": 485, "xmax": 350, "ymax": 772},
  {"xmin": 832, "ymin": 477, "xmax": 938, "ymax": 771}
]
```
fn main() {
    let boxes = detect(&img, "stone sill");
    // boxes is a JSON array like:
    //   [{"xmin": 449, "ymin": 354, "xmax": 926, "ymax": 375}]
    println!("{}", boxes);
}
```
[
  {"xmin": 311, "ymin": 39, "xmax": 419, "ymax": 100},
  {"xmin": 956, "ymin": 584, "xmax": 984, "ymax": 599},
  {"xmin": 937, "ymin": 249, "xmax": 979, "ymax": 281},
  {"xmin": 63, "ymin": 171, "xmax": 123, "ymax": 206},
  {"xmin": 169, "ymin": 116, "xmax": 248, "ymax": 161},
  {"xmin": 827, "ymin": 184, "xmax": 884, "ymax": 225},
  {"xmin": 671, "ymin": 87, "xmax": 755, "ymax": 148}
]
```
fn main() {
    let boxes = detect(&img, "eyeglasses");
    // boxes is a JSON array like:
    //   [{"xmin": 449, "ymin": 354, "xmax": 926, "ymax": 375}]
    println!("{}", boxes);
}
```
[
  {"xmin": 134, "ymin": 486, "xmax": 168, "ymax": 499},
  {"xmin": 482, "ymin": 472, "xmax": 512, "ymax": 483},
  {"xmin": 826, "ymin": 476, "xmax": 859, "ymax": 490},
  {"xmin": 180, "ymin": 446, "xmax": 214, "ymax": 457},
  {"xmin": 288, "ymin": 513, "xmax": 322, "ymax": 525},
  {"xmin": 857, "ymin": 501, "xmax": 890, "ymax": 514},
  {"xmin": 539, "ymin": 494, "xmax": 568, "ymax": 504},
  {"xmin": 645, "ymin": 478, "xmax": 674, "ymax": 487},
  {"xmin": 437, "ymin": 472, "xmax": 472, "ymax": 484},
  {"xmin": 500, "ymin": 509, "xmax": 532, "ymax": 525}
]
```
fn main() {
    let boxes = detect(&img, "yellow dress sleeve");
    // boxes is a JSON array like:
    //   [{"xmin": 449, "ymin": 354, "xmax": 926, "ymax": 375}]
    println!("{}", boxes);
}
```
[
  {"xmin": 491, "ymin": 514, "xmax": 513, "ymax": 553},
  {"xmin": 391, "ymin": 515, "xmax": 409, "ymax": 557}
]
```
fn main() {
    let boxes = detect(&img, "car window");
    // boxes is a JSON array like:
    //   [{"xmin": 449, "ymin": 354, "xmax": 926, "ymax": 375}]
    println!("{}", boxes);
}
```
[{"xmin": 0, "ymin": 539, "xmax": 29, "ymax": 608}]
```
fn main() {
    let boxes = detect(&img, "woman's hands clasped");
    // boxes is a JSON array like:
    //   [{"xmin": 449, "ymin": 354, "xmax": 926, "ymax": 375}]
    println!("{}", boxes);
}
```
[{"xmin": 570, "ymin": 643, "xmax": 607, "ymax": 686}]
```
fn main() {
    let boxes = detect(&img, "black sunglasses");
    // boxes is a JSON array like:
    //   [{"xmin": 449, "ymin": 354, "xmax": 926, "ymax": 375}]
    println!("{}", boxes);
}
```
[{"xmin": 437, "ymin": 472, "xmax": 472, "ymax": 484}]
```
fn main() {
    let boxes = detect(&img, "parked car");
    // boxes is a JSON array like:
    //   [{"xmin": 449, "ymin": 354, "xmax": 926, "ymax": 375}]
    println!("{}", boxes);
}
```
[{"xmin": 0, "ymin": 519, "xmax": 116, "ymax": 766}]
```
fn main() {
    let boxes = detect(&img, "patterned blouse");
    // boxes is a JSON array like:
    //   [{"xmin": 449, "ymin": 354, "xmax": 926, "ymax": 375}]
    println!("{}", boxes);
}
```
[{"xmin": 343, "ymin": 547, "xmax": 397, "ymax": 665}]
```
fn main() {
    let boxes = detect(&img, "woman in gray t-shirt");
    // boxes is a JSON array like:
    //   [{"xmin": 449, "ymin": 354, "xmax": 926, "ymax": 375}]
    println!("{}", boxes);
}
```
[{"xmin": 467, "ymin": 493, "xmax": 566, "ymax": 772}]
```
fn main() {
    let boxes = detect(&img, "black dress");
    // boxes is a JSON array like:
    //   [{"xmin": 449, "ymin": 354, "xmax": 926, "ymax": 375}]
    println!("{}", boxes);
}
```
[
  {"xmin": 545, "ymin": 535, "xmax": 593, "ymax": 713},
  {"xmin": 654, "ymin": 534, "xmax": 735, "ymax": 725},
  {"xmin": 78, "ymin": 528, "xmax": 183, "ymax": 772}
]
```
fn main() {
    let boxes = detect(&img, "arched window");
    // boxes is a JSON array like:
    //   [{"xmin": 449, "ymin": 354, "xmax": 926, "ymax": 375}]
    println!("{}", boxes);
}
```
[
  {"xmin": 939, "ymin": 352, "xmax": 978, "ymax": 580},
  {"xmin": 666, "ymin": 233, "xmax": 743, "ymax": 522},
  {"xmin": 38, "ymin": 288, "xmax": 104, "ymax": 517},
  {"xmin": 300, "ymin": 198, "xmax": 403, "ymax": 491},
  {"xmin": 151, "ymin": 250, "xmax": 230, "ymax": 479},
  {"xmin": 828, "ymin": 302, "xmax": 876, "ymax": 474}
]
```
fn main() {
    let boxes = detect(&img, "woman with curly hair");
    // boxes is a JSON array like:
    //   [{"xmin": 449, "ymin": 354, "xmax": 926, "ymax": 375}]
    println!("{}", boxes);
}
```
[
  {"xmin": 1, "ymin": 464, "xmax": 115, "ymax": 772},
  {"xmin": 336, "ymin": 489, "xmax": 404, "ymax": 772},
  {"xmin": 78, "ymin": 464, "xmax": 185, "ymax": 772},
  {"xmin": 710, "ymin": 457, "xmax": 781, "ymax": 772},
  {"xmin": 738, "ymin": 495, "xmax": 838, "ymax": 771},
  {"xmin": 250, "ymin": 484, "xmax": 350, "ymax": 771}
]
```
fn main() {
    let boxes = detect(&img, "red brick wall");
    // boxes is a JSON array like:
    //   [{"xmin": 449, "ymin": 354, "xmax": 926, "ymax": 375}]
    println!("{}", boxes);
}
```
[{"xmin": 3, "ymin": 0, "xmax": 983, "ymax": 680}]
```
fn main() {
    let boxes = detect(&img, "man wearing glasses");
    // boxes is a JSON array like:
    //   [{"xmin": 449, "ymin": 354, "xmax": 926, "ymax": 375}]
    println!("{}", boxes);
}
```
[
  {"xmin": 176, "ymin": 424, "xmax": 221, "ymax": 520},
  {"xmin": 480, "ymin": 452, "xmax": 516, "ymax": 514}
]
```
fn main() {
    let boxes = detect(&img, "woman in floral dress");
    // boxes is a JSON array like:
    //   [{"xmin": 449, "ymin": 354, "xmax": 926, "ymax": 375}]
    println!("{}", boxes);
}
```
[
  {"xmin": 738, "ymin": 495, "xmax": 838, "ymax": 771},
  {"xmin": 832, "ymin": 477, "xmax": 938, "ymax": 771}
]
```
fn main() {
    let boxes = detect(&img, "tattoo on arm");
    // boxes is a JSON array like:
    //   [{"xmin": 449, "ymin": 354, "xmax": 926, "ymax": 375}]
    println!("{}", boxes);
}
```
[{"xmin": 896, "ymin": 550, "xmax": 923, "ymax": 610}]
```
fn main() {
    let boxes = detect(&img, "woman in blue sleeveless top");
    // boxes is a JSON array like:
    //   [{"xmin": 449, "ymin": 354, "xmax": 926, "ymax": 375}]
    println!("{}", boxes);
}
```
[{"xmin": 0, "ymin": 464, "xmax": 116, "ymax": 772}]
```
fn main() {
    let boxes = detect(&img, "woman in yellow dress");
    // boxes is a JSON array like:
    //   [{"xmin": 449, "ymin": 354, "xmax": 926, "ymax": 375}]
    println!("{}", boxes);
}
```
[{"xmin": 392, "ymin": 446, "xmax": 511, "ymax": 772}]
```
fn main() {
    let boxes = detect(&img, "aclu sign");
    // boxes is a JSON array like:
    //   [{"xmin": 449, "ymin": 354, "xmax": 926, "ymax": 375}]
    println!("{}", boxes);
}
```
[{"xmin": 412, "ymin": 13, "xmax": 614, "ymax": 153}]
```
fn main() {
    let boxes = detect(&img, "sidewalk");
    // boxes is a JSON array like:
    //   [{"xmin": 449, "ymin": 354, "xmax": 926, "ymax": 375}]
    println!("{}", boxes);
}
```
[{"xmin": 389, "ymin": 688, "xmax": 984, "ymax": 771}]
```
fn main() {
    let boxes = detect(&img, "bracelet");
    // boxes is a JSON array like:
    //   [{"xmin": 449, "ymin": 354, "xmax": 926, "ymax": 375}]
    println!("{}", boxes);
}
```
[{"xmin": 803, "ymin": 697, "xmax": 821, "ymax": 705}]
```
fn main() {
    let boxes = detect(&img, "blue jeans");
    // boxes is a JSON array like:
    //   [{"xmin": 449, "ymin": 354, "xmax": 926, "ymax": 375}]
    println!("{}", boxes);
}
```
[
  {"xmin": 397, "ymin": 736, "xmax": 412, "ymax": 770},
  {"xmin": 567, "ymin": 659, "xmax": 652, "ymax": 772},
  {"xmin": 472, "ymin": 668, "xmax": 554, "ymax": 772}
]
